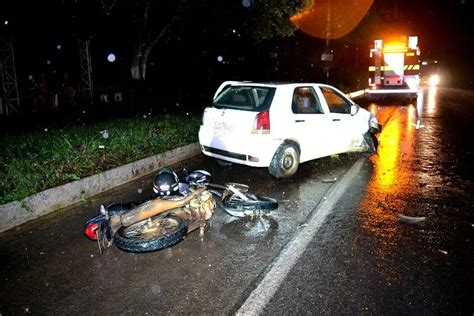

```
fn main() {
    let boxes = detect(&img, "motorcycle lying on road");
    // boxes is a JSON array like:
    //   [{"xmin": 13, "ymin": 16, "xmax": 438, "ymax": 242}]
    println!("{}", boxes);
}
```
[{"xmin": 84, "ymin": 168, "xmax": 278, "ymax": 253}]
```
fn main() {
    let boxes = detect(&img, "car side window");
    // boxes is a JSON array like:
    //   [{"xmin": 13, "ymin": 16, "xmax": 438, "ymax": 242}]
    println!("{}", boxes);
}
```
[
  {"xmin": 320, "ymin": 87, "xmax": 351, "ymax": 114},
  {"xmin": 291, "ymin": 87, "xmax": 323, "ymax": 114}
]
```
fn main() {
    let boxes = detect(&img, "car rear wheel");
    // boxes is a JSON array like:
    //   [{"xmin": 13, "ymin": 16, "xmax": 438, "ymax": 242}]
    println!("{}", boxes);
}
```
[{"xmin": 268, "ymin": 142, "xmax": 300, "ymax": 179}]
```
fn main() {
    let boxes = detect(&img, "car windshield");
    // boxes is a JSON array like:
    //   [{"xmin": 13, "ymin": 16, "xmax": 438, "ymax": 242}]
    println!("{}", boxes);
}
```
[{"xmin": 212, "ymin": 86, "xmax": 275, "ymax": 111}]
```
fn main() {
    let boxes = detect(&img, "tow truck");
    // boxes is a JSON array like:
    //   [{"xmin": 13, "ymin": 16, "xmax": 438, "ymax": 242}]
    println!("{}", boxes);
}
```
[{"xmin": 368, "ymin": 35, "xmax": 421, "ymax": 100}]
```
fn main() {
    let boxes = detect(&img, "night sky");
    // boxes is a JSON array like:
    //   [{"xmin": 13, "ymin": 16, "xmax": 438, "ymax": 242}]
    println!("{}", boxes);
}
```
[{"xmin": 1, "ymin": 0, "xmax": 473, "ymax": 114}]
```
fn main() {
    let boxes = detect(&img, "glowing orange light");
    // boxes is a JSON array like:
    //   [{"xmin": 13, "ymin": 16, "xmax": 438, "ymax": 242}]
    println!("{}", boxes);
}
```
[
  {"xmin": 369, "ymin": 103, "xmax": 378, "ymax": 115},
  {"xmin": 407, "ymin": 104, "xmax": 416, "ymax": 134},
  {"xmin": 290, "ymin": 0, "xmax": 374, "ymax": 39},
  {"xmin": 382, "ymin": 43, "xmax": 408, "ymax": 53},
  {"xmin": 375, "ymin": 117, "xmax": 400, "ymax": 191}
]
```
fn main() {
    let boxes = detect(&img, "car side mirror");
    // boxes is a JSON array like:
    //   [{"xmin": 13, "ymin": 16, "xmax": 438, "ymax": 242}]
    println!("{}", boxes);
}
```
[{"xmin": 350, "ymin": 104, "xmax": 359, "ymax": 116}]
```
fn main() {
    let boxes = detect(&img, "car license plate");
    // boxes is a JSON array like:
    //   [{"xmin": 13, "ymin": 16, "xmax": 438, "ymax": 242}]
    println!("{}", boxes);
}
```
[{"xmin": 214, "ymin": 122, "xmax": 231, "ymax": 136}]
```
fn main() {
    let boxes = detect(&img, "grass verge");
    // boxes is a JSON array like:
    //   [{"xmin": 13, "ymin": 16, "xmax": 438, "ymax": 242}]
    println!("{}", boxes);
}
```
[{"xmin": 0, "ymin": 114, "xmax": 201, "ymax": 205}]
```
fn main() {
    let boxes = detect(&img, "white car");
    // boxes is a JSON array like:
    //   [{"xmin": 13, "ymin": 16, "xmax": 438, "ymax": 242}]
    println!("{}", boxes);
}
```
[{"xmin": 198, "ymin": 81, "xmax": 381, "ymax": 178}]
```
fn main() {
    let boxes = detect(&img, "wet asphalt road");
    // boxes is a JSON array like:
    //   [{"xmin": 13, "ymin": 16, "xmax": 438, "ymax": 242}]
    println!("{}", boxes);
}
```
[
  {"xmin": 1, "ymin": 145, "xmax": 361, "ymax": 314},
  {"xmin": 1, "ymin": 86, "xmax": 474, "ymax": 314},
  {"xmin": 263, "ymin": 86, "xmax": 474, "ymax": 314}
]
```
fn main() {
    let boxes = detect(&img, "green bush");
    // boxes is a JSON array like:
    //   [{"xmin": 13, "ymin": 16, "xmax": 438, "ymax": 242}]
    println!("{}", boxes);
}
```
[{"xmin": 0, "ymin": 114, "xmax": 201, "ymax": 204}]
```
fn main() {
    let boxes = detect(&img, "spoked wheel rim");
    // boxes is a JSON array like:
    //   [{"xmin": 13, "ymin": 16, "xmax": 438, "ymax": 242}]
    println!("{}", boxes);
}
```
[
  {"xmin": 224, "ymin": 182, "xmax": 250, "ymax": 192},
  {"xmin": 227, "ymin": 191, "xmax": 257, "ymax": 203},
  {"xmin": 122, "ymin": 217, "xmax": 181, "ymax": 240},
  {"xmin": 221, "ymin": 191, "xmax": 279, "ymax": 217}
]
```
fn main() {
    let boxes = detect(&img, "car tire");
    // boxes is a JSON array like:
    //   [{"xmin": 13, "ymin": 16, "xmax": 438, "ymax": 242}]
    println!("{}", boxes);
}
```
[{"xmin": 268, "ymin": 142, "xmax": 300, "ymax": 179}]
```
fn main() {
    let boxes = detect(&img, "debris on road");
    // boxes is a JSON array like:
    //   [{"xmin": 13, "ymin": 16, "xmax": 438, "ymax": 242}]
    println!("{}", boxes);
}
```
[
  {"xmin": 413, "ymin": 119, "xmax": 425, "ymax": 129},
  {"xmin": 438, "ymin": 250, "xmax": 448, "ymax": 255},
  {"xmin": 398, "ymin": 214, "xmax": 426, "ymax": 225},
  {"xmin": 322, "ymin": 177, "xmax": 337, "ymax": 183}
]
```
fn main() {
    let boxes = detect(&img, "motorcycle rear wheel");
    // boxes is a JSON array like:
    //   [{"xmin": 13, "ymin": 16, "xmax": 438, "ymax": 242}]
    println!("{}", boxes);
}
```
[{"xmin": 114, "ymin": 214, "xmax": 187, "ymax": 253}]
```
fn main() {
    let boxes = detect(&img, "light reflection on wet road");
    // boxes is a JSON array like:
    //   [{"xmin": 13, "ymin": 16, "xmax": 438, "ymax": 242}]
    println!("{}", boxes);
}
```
[{"xmin": 365, "ymin": 87, "xmax": 474, "ymax": 310}]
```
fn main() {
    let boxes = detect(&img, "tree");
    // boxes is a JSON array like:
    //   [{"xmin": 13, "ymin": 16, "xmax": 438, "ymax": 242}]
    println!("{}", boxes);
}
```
[
  {"xmin": 99, "ymin": 0, "xmax": 312, "ymax": 81},
  {"xmin": 245, "ymin": 0, "xmax": 313, "ymax": 41},
  {"xmin": 129, "ymin": 3, "xmax": 175, "ymax": 81},
  {"xmin": 100, "ymin": 0, "xmax": 184, "ymax": 81}
]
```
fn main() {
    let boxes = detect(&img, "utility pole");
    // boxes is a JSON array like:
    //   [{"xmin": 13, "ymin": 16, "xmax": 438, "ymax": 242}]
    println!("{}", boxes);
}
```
[
  {"xmin": 321, "ymin": 0, "xmax": 333, "ymax": 83},
  {"xmin": 0, "ymin": 38, "xmax": 20, "ymax": 116},
  {"xmin": 78, "ymin": 39, "xmax": 93, "ymax": 104}
]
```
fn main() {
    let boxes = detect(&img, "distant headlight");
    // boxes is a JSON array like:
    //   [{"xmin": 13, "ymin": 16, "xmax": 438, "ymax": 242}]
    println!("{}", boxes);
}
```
[{"xmin": 428, "ymin": 74, "xmax": 440, "ymax": 86}]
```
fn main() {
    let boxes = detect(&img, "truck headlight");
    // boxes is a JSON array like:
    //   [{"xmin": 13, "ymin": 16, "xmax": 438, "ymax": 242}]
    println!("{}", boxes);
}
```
[{"xmin": 428, "ymin": 74, "xmax": 440, "ymax": 86}]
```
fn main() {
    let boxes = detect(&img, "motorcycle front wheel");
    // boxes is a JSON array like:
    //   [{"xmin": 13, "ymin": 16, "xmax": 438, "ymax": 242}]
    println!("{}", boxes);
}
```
[
  {"xmin": 114, "ymin": 214, "xmax": 187, "ymax": 253},
  {"xmin": 221, "ymin": 191, "xmax": 278, "ymax": 218}
]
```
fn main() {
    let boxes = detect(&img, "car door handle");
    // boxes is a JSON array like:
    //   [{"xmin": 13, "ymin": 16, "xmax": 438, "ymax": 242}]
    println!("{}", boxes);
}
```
[
  {"xmin": 295, "ymin": 119, "xmax": 305, "ymax": 123},
  {"xmin": 332, "ymin": 118, "xmax": 341, "ymax": 122}
]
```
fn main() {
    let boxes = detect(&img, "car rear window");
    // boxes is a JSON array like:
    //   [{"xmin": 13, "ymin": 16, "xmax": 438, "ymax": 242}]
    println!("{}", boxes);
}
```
[{"xmin": 213, "ymin": 86, "xmax": 275, "ymax": 111}]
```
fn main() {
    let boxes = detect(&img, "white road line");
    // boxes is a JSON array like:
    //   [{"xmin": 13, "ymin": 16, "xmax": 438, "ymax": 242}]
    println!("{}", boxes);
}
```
[{"xmin": 236, "ymin": 158, "xmax": 366, "ymax": 316}]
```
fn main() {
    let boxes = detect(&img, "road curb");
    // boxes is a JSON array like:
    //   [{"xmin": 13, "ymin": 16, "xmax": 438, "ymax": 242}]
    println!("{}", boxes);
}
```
[
  {"xmin": 0, "ymin": 142, "xmax": 201, "ymax": 233},
  {"xmin": 236, "ymin": 157, "xmax": 368, "ymax": 315}
]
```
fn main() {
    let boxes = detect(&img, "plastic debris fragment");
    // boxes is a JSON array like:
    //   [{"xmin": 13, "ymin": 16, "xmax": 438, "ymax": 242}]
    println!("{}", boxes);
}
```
[{"xmin": 398, "ymin": 214, "xmax": 426, "ymax": 225}]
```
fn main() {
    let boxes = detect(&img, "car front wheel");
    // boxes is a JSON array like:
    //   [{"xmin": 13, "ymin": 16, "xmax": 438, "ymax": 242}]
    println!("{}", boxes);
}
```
[{"xmin": 268, "ymin": 142, "xmax": 300, "ymax": 179}]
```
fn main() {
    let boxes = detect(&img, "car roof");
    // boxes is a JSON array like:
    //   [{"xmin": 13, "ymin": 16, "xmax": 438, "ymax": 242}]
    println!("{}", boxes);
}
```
[{"xmin": 223, "ymin": 81, "xmax": 325, "ymax": 88}]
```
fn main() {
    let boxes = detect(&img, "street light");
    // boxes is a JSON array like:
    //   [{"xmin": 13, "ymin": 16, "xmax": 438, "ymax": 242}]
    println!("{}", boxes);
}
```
[
  {"xmin": 242, "ymin": 0, "xmax": 252, "ymax": 8},
  {"xmin": 107, "ymin": 53, "xmax": 116, "ymax": 63}
]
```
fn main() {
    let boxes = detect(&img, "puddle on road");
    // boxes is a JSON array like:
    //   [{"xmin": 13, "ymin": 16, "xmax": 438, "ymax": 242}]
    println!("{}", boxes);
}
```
[{"xmin": 218, "ymin": 215, "xmax": 279, "ymax": 242}]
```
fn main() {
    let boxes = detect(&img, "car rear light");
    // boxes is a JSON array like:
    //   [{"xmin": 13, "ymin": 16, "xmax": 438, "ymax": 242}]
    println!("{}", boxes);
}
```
[{"xmin": 252, "ymin": 111, "xmax": 270, "ymax": 134}]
